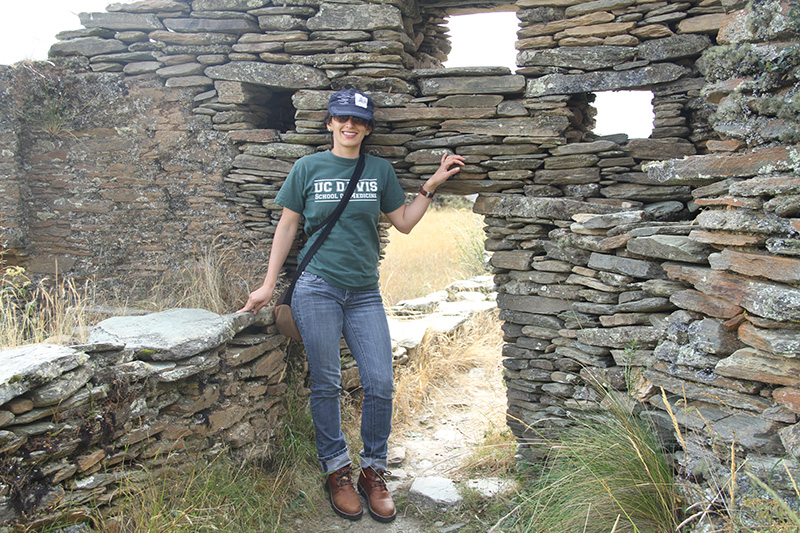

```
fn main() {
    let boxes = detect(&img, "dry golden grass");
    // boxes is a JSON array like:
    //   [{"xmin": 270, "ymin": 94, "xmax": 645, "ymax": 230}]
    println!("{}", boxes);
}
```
[
  {"xmin": 0, "ymin": 240, "xmax": 251, "ymax": 348},
  {"xmin": 0, "ymin": 266, "xmax": 97, "ymax": 347},
  {"xmin": 457, "ymin": 420, "xmax": 518, "ymax": 477},
  {"xmin": 391, "ymin": 309, "xmax": 517, "ymax": 482},
  {"xmin": 144, "ymin": 239, "xmax": 251, "ymax": 314},
  {"xmin": 392, "ymin": 310, "xmax": 504, "ymax": 430},
  {"xmin": 380, "ymin": 206, "xmax": 485, "ymax": 307}
]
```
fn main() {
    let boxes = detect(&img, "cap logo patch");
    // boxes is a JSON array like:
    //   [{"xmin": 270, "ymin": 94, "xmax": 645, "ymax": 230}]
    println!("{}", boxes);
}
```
[{"xmin": 355, "ymin": 93, "xmax": 369, "ymax": 108}]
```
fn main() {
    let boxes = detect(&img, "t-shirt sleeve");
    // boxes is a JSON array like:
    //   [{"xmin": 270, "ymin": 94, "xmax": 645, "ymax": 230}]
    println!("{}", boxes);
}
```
[
  {"xmin": 275, "ymin": 159, "xmax": 306, "ymax": 213},
  {"xmin": 380, "ymin": 159, "xmax": 406, "ymax": 214}
]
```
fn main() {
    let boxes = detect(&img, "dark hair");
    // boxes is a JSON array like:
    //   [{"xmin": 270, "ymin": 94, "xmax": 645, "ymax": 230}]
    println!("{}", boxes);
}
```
[{"xmin": 324, "ymin": 112, "xmax": 374, "ymax": 154}]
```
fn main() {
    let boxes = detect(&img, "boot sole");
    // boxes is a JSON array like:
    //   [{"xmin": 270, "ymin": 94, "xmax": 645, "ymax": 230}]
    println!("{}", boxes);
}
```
[
  {"xmin": 358, "ymin": 483, "xmax": 397, "ymax": 523},
  {"xmin": 324, "ymin": 481, "xmax": 363, "ymax": 521}
]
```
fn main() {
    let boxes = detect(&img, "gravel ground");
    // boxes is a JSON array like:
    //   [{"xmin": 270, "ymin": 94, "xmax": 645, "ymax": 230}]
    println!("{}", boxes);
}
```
[{"xmin": 293, "ymin": 357, "xmax": 509, "ymax": 532}]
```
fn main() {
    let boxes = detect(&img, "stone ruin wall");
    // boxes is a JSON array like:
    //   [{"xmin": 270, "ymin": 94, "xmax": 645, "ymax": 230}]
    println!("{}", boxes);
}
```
[
  {"xmin": 0, "ymin": 308, "xmax": 292, "ymax": 527},
  {"xmin": 0, "ymin": 63, "xmax": 244, "ymax": 288},
  {"xmin": 1, "ymin": 0, "xmax": 800, "ymax": 524}
]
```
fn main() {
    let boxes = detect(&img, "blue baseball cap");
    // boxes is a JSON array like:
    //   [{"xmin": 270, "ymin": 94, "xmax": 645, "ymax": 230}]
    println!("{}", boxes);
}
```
[{"xmin": 328, "ymin": 89, "xmax": 374, "ymax": 120}]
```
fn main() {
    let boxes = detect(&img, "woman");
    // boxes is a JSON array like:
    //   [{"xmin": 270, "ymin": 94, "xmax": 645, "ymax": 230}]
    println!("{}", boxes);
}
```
[{"xmin": 238, "ymin": 89, "xmax": 464, "ymax": 522}]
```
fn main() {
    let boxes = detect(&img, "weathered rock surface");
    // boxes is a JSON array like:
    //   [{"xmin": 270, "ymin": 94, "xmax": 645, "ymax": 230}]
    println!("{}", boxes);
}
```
[
  {"xmin": 205, "ymin": 61, "xmax": 329, "ymax": 89},
  {"xmin": 0, "ymin": 346, "xmax": 89, "ymax": 406},
  {"xmin": 88, "ymin": 308, "xmax": 236, "ymax": 360}
]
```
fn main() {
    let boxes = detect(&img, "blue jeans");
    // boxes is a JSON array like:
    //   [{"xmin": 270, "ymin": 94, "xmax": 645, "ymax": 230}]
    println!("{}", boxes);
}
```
[{"xmin": 292, "ymin": 271, "xmax": 394, "ymax": 473}]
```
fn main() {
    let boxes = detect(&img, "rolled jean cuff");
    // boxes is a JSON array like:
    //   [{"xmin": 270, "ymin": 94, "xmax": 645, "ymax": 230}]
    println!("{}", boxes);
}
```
[
  {"xmin": 360, "ymin": 452, "xmax": 387, "ymax": 472},
  {"xmin": 320, "ymin": 448, "xmax": 351, "ymax": 474}
]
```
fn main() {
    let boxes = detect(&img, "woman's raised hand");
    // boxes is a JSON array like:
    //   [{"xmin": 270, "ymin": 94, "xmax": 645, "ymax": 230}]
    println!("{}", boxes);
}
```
[{"xmin": 429, "ymin": 153, "xmax": 465, "ymax": 188}]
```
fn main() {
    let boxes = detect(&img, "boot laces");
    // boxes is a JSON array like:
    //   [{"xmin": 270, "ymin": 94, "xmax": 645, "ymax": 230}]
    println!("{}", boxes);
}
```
[
  {"xmin": 334, "ymin": 467, "xmax": 354, "ymax": 488},
  {"xmin": 365, "ymin": 468, "xmax": 390, "ymax": 489}
]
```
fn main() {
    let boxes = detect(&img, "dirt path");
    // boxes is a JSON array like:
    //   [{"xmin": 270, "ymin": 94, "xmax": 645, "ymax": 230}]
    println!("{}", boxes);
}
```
[{"xmin": 293, "ymin": 338, "xmax": 508, "ymax": 532}]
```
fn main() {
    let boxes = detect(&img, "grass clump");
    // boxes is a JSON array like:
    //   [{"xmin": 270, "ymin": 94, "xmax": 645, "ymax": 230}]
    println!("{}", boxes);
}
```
[
  {"xmin": 735, "ymin": 469, "xmax": 800, "ymax": 532},
  {"xmin": 14, "ymin": 62, "xmax": 105, "ymax": 138},
  {"xmin": 142, "ymin": 239, "xmax": 251, "ymax": 314},
  {"xmin": 512, "ymin": 388, "xmax": 680, "ymax": 533},
  {"xmin": 458, "ymin": 423, "xmax": 518, "ymax": 478},
  {"xmin": 0, "ymin": 263, "xmax": 96, "ymax": 347}
]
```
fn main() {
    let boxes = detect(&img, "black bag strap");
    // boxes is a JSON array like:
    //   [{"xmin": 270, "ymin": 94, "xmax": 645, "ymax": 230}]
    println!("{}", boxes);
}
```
[{"xmin": 278, "ymin": 153, "xmax": 365, "ymax": 303}]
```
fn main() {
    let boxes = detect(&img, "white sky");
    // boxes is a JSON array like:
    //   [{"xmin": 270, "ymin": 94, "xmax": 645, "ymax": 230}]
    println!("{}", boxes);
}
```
[
  {"xmin": 0, "ymin": 1, "xmax": 126, "ymax": 65},
  {"xmin": 444, "ymin": 12, "xmax": 518, "ymax": 71},
  {"xmin": 0, "ymin": 4, "xmax": 652, "ymax": 137}
]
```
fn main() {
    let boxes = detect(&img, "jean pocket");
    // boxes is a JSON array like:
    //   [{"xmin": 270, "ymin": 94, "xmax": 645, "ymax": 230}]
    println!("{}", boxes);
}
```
[{"xmin": 298, "ymin": 271, "xmax": 324, "ymax": 284}]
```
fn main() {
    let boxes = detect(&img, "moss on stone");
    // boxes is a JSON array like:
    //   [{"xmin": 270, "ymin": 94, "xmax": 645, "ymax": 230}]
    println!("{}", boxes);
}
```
[
  {"xmin": 747, "ymin": 0, "xmax": 798, "ymax": 41},
  {"xmin": 702, "ymin": 33, "xmax": 800, "ymax": 143},
  {"xmin": 753, "ymin": 90, "xmax": 800, "ymax": 121},
  {"xmin": 698, "ymin": 44, "xmax": 770, "ymax": 82},
  {"xmin": 699, "ymin": 42, "xmax": 799, "ymax": 89}
]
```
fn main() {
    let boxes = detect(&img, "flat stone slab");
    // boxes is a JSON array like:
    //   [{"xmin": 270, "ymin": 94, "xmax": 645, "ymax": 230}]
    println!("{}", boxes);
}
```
[
  {"xmin": 49, "ymin": 37, "xmax": 128, "ymax": 57},
  {"xmin": 409, "ymin": 476, "xmax": 462, "ymax": 506},
  {"xmin": 163, "ymin": 17, "xmax": 258, "ymax": 34},
  {"xmin": 439, "ymin": 116, "xmax": 569, "ymax": 138},
  {"xmin": 709, "ymin": 249, "xmax": 800, "ymax": 284},
  {"xmin": 88, "ymin": 308, "xmax": 235, "ymax": 361},
  {"xmin": 306, "ymin": 3, "xmax": 403, "ymax": 31},
  {"xmin": 475, "ymin": 195, "xmax": 633, "ymax": 219},
  {"xmin": 626, "ymin": 235, "xmax": 715, "ymax": 263},
  {"xmin": 666, "ymin": 264, "xmax": 800, "ymax": 323},
  {"xmin": 588, "ymin": 252, "xmax": 666, "ymax": 279},
  {"xmin": 206, "ymin": 61, "xmax": 329, "ymax": 90},
  {"xmin": 419, "ymin": 75, "xmax": 526, "ymax": 96},
  {"xmin": 518, "ymin": 45, "xmax": 636, "ymax": 70},
  {"xmin": 645, "ymin": 145, "xmax": 800, "ymax": 185},
  {"xmin": 79, "ymin": 12, "xmax": 165, "ymax": 31},
  {"xmin": 638, "ymin": 34, "xmax": 712, "ymax": 61},
  {"xmin": 0, "ymin": 345, "xmax": 88, "ymax": 406},
  {"xmin": 526, "ymin": 64, "xmax": 688, "ymax": 96}
]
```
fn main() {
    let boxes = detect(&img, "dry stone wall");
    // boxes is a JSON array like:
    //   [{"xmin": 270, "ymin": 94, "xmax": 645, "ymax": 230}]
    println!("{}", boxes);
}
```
[
  {"xmin": 1, "ymin": 0, "xmax": 800, "ymax": 523},
  {"xmin": 0, "ymin": 63, "xmax": 248, "ymax": 291},
  {"xmin": 0, "ymin": 309, "xmax": 290, "ymax": 528}
]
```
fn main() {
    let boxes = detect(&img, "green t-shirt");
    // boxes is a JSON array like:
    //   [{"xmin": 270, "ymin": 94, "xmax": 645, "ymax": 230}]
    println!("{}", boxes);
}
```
[{"xmin": 275, "ymin": 151, "xmax": 406, "ymax": 291}]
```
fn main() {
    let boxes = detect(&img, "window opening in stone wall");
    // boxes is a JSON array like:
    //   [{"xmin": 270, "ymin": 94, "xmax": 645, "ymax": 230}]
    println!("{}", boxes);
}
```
[
  {"xmin": 266, "ymin": 91, "xmax": 296, "ymax": 132},
  {"xmin": 593, "ymin": 91, "xmax": 654, "ymax": 139},
  {"xmin": 379, "ymin": 195, "xmax": 487, "ymax": 308},
  {"xmin": 444, "ymin": 12, "xmax": 518, "ymax": 71}
]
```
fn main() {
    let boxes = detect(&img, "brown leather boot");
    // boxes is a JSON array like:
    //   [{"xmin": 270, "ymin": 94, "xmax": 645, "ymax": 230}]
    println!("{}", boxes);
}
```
[
  {"xmin": 324, "ymin": 465, "xmax": 363, "ymax": 520},
  {"xmin": 357, "ymin": 467, "xmax": 396, "ymax": 522}
]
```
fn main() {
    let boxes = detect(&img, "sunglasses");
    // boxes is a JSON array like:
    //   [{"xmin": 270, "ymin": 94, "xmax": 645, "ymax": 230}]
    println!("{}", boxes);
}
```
[{"xmin": 331, "ymin": 115, "xmax": 370, "ymax": 127}]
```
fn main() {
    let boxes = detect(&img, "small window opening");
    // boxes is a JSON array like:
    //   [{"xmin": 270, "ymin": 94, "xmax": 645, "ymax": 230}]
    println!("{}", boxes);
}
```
[
  {"xmin": 444, "ymin": 12, "xmax": 518, "ymax": 71},
  {"xmin": 266, "ymin": 91, "xmax": 296, "ymax": 131},
  {"xmin": 593, "ymin": 91, "xmax": 654, "ymax": 139}
]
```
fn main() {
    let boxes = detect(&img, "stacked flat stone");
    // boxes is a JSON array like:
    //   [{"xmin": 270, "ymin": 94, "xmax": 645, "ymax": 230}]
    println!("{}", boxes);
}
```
[
  {"xmin": 643, "ymin": 145, "xmax": 800, "ymax": 458},
  {"xmin": 44, "ymin": 0, "xmax": 719, "ymax": 232},
  {"xmin": 484, "ymin": 0, "xmax": 800, "ymax": 496},
  {"xmin": 49, "ymin": 0, "xmax": 449, "ymax": 127},
  {"xmin": 644, "ymin": 3, "xmax": 800, "ymax": 483},
  {"xmin": 518, "ymin": 0, "xmax": 721, "ymax": 144},
  {"xmin": 473, "ymin": 139, "xmax": 703, "ymax": 451},
  {"xmin": 0, "ymin": 309, "xmax": 290, "ymax": 528}
]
